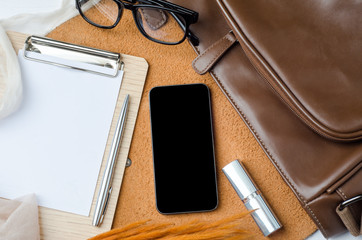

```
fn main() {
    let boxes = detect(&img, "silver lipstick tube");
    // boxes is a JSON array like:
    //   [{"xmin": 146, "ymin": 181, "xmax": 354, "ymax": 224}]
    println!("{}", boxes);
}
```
[{"xmin": 222, "ymin": 160, "xmax": 282, "ymax": 236}]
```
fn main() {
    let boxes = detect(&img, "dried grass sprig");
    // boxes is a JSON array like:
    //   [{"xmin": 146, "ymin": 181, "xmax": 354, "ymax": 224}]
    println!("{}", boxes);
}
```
[{"xmin": 89, "ymin": 212, "xmax": 253, "ymax": 240}]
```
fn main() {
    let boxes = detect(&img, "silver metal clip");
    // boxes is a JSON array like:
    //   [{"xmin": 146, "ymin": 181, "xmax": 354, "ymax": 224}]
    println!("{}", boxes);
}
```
[{"xmin": 24, "ymin": 36, "xmax": 122, "ymax": 77}]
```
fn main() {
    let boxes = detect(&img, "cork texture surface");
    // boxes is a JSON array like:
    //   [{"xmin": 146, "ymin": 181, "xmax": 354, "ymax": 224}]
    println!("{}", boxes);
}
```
[{"xmin": 48, "ymin": 10, "xmax": 316, "ymax": 240}]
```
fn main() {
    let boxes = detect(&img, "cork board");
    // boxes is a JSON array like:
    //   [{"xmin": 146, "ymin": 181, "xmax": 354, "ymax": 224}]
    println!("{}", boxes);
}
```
[
  {"xmin": 44, "ymin": 11, "xmax": 316, "ymax": 240},
  {"xmin": 2, "ymin": 6, "xmax": 319, "ymax": 239}
]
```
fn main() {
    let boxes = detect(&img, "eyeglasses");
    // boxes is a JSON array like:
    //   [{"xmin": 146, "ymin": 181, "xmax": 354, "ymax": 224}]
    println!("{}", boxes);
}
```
[{"xmin": 75, "ymin": 0, "xmax": 199, "ymax": 45}]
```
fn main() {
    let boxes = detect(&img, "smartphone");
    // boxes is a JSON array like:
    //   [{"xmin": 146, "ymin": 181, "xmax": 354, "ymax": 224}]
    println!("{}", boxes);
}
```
[{"xmin": 149, "ymin": 83, "xmax": 218, "ymax": 214}]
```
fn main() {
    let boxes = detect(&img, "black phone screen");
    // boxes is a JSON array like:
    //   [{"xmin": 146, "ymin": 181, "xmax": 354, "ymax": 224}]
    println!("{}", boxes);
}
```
[{"xmin": 149, "ymin": 84, "xmax": 218, "ymax": 214}]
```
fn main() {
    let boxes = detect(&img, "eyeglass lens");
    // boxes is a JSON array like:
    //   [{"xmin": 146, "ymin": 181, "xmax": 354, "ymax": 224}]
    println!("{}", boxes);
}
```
[
  {"xmin": 79, "ymin": 0, "xmax": 122, "ymax": 27},
  {"xmin": 79, "ymin": 0, "xmax": 187, "ymax": 44},
  {"xmin": 135, "ymin": 7, "xmax": 186, "ymax": 44}
]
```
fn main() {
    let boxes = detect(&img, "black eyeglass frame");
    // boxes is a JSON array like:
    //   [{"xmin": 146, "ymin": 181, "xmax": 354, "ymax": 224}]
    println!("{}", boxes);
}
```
[{"xmin": 75, "ymin": 0, "xmax": 199, "ymax": 45}]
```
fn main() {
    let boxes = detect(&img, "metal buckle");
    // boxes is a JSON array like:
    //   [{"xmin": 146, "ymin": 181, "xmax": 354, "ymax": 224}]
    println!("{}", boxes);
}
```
[{"xmin": 338, "ymin": 194, "xmax": 362, "ymax": 211}]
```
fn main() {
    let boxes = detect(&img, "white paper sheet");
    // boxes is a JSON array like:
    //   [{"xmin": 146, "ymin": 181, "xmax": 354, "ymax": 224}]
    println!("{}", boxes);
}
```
[{"xmin": 0, "ymin": 50, "xmax": 123, "ymax": 216}]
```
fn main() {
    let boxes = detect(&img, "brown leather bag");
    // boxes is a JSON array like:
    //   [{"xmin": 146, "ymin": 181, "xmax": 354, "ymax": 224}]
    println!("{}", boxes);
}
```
[{"xmin": 169, "ymin": 0, "xmax": 362, "ymax": 238}]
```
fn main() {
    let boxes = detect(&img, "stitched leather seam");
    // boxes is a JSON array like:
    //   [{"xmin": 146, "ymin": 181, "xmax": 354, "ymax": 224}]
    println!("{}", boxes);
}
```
[
  {"xmin": 337, "ymin": 188, "xmax": 348, "ymax": 200},
  {"xmin": 192, "ymin": 34, "xmax": 234, "ymax": 74},
  {"xmin": 193, "ymin": 36, "xmax": 229, "ymax": 74},
  {"xmin": 304, "ymin": 204, "xmax": 328, "ymax": 236},
  {"xmin": 218, "ymin": 2, "xmax": 362, "ymax": 142},
  {"xmin": 193, "ymin": 34, "xmax": 230, "ymax": 65},
  {"xmin": 200, "ymin": 36, "xmax": 233, "ymax": 73},
  {"xmin": 208, "ymin": 67, "xmax": 328, "ymax": 236},
  {"xmin": 207, "ymin": 0, "xmax": 331, "ymax": 227}
]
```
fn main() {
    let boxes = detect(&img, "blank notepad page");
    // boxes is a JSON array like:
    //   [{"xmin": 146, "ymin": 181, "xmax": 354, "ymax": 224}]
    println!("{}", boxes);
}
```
[{"xmin": 0, "ymin": 51, "xmax": 123, "ymax": 216}]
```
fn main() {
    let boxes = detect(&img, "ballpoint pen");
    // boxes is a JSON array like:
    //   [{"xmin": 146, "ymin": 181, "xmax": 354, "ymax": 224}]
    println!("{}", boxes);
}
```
[{"xmin": 92, "ymin": 94, "xmax": 130, "ymax": 227}]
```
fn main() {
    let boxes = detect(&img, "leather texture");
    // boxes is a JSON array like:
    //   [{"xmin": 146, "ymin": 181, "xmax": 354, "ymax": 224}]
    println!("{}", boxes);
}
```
[
  {"xmin": 192, "ymin": 31, "xmax": 236, "ymax": 75},
  {"xmin": 168, "ymin": 0, "xmax": 362, "ymax": 238},
  {"xmin": 218, "ymin": 0, "xmax": 362, "ymax": 142}
]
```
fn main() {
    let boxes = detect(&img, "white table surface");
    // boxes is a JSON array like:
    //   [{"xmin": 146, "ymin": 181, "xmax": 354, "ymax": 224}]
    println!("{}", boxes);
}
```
[
  {"xmin": 1, "ymin": 0, "xmax": 61, "ymax": 19},
  {"xmin": 0, "ymin": 1, "xmax": 360, "ymax": 240}
]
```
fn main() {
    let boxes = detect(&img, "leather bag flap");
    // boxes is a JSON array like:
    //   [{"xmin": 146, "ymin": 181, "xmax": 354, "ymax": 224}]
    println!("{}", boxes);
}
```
[{"xmin": 217, "ymin": 0, "xmax": 362, "ymax": 142}]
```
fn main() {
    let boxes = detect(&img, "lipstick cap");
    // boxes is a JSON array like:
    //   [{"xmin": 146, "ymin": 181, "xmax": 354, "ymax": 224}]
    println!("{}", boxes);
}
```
[{"xmin": 222, "ymin": 160, "xmax": 282, "ymax": 236}]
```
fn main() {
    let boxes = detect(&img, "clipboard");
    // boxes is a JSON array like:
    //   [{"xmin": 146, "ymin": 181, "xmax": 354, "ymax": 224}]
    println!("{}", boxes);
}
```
[{"xmin": 5, "ymin": 32, "xmax": 148, "ymax": 240}]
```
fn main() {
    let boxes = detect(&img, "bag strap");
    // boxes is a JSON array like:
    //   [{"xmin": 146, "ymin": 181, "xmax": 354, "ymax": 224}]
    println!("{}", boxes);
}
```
[
  {"xmin": 192, "ymin": 31, "xmax": 236, "ymax": 75},
  {"xmin": 336, "ymin": 195, "xmax": 362, "ymax": 236}
]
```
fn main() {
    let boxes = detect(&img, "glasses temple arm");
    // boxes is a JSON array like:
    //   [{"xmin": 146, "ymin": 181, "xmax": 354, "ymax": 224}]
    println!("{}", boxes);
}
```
[
  {"xmin": 169, "ymin": 11, "xmax": 199, "ymax": 46},
  {"xmin": 187, "ymin": 31, "xmax": 199, "ymax": 46}
]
